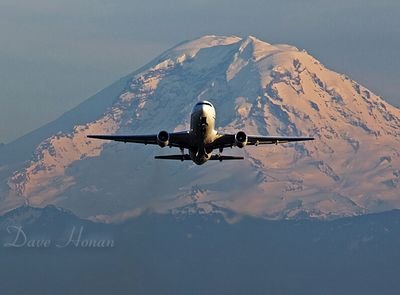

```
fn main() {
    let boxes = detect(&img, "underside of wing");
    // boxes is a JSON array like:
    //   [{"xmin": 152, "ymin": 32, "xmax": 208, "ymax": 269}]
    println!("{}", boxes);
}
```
[
  {"xmin": 87, "ymin": 131, "xmax": 192, "ymax": 148},
  {"xmin": 210, "ymin": 133, "xmax": 314, "ymax": 149},
  {"xmin": 87, "ymin": 134, "xmax": 157, "ymax": 144},
  {"xmin": 247, "ymin": 135, "xmax": 315, "ymax": 145}
]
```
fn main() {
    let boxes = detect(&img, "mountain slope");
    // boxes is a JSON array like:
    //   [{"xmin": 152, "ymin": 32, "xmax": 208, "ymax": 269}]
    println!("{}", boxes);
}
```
[{"xmin": 0, "ymin": 35, "xmax": 399, "ymax": 220}]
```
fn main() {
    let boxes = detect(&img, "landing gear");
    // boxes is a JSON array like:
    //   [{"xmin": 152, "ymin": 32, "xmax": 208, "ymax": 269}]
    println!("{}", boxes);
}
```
[
  {"xmin": 180, "ymin": 147, "xmax": 184, "ymax": 161},
  {"xmin": 219, "ymin": 147, "xmax": 223, "ymax": 153}
]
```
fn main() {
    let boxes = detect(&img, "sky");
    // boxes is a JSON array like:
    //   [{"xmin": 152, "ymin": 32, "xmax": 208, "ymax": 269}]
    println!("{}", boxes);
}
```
[{"xmin": 0, "ymin": 0, "xmax": 399, "ymax": 143}]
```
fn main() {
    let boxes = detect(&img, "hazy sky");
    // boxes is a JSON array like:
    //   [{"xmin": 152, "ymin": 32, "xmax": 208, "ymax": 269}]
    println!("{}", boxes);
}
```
[{"xmin": 0, "ymin": 0, "xmax": 399, "ymax": 143}]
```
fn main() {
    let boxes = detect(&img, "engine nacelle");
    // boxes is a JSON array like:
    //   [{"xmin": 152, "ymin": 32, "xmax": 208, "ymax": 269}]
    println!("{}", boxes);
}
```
[
  {"xmin": 235, "ymin": 131, "xmax": 248, "ymax": 148},
  {"xmin": 157, "ymin": 130, "xmax": 169, "ymax": 147}
]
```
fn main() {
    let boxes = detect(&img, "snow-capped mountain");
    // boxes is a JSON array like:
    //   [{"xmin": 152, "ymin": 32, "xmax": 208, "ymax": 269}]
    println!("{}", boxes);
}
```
[
  {"xmin": 0, "ymin": 204, "xmax": 77, "ymax": 231},
  {"xmin": 0, "ymin": 35, "xmax": 399, "ymax": 221}
]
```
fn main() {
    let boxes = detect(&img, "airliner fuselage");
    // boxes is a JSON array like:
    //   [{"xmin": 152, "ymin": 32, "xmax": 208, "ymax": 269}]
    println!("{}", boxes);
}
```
[{"xmin": 189, "ymin": 101, "xmax": 218, "ymax": 164}]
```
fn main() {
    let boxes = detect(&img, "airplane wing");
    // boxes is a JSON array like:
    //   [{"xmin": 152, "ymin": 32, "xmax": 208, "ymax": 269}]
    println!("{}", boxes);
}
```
[
  {"xmin": 210, "ymin": 134, "xmax": 314, "ymax": 149},
  {"xmin": 87, "ymin": 131, "xmax": 192, "ymax": 148}
]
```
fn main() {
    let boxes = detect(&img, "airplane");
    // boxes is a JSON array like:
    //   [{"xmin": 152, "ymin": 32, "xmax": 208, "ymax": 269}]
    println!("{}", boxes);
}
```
[{"xmin": 87, "ymin": 100, "xmax": 314, "ymax": 165}]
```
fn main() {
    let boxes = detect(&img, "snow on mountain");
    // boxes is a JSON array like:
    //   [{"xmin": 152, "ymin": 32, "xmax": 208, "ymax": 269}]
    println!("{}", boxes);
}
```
[{"xmin": 0, "ymin": 35, "xmax": 399, "ymax": 221}]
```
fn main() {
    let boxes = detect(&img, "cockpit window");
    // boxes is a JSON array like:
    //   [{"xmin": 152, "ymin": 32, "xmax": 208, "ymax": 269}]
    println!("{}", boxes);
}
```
[{"xmin": 196, "ymin": 102, "xmax": 213, "ymax": 107}]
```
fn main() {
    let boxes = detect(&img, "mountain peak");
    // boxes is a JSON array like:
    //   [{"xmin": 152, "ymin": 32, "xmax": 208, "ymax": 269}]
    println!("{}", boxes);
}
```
[
  {"xmin": 0, "ymin": 35, "xmax": 399, "ymax": 222},
  {"xmin": 242, "ymin": 35, "xmax": 278, "ymax": 49},
  {"xmin": 0, "ymin": 204, "xmax": 77, "ymax": 230},
  {"xmin": 161, "ymin": 35, "xmax": 241, "ymax": 64}
]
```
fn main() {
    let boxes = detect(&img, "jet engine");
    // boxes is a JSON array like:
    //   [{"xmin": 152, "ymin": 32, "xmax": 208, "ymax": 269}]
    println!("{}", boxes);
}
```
[
  {"xmin": 157, "ymin": 130, "xmax": 169, "ymax": 147},
  {"xmin": 235, "ymin": 131, "xmax": 248, "ymax": 148}
]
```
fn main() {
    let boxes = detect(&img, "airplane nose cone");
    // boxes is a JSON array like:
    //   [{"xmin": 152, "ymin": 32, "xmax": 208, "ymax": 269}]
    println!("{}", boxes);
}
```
[
  {"xmin": 193, "ymin": 102, "xmax": 215, "ymax": 118},
  {"xmin": 194, "ymin": 104, "xmax": 206, "ymax": 116},
  {"xmin": 200, "ymin": 105, "xmax": 208, "ymax": 115}
]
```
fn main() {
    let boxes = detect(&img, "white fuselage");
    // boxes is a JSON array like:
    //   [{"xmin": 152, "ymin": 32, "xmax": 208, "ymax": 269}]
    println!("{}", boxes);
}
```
[{"xmin": 189, "ymin": 101, "xmax": 218, "ymax": 164}]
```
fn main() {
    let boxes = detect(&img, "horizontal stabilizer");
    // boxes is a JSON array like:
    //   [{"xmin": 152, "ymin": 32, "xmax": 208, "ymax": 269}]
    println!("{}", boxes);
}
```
[
  {"xmin": 155, "ymin": 154, "xmax": 191, "ymax": 161},
  {"xmin": 210, "ymin": 155, "xmax": 244, "ymax": 161},
  {"xmin": 154, "ymin": 154, "xmax": 244, "ymax": 161}
]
